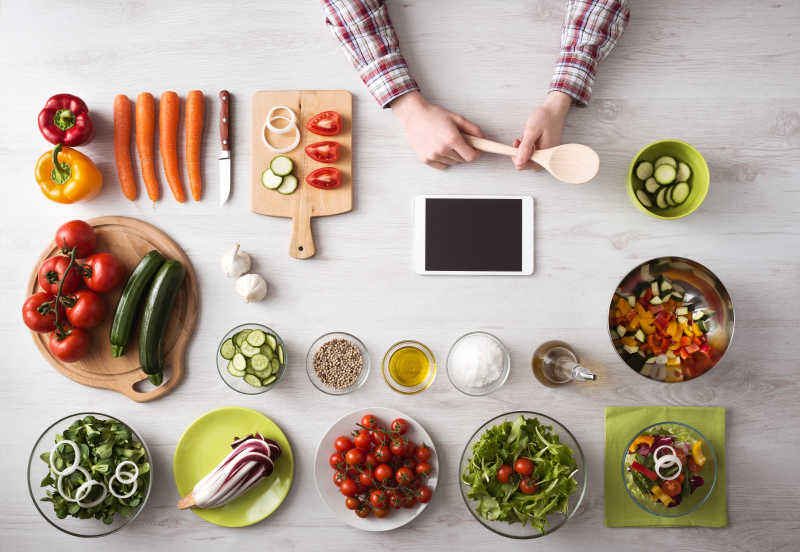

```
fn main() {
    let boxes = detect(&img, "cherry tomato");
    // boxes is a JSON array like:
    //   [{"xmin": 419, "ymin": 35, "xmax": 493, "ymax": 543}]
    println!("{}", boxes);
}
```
[
  {"xmin": 345, "ymin": 496, "xmax": 359, "ymax": 510},
  {"xmin": 662, "ymin": 479, "xmax": 682, "ymax": 497},
  {"xmin": 304, "ymin": 140, "xmax": 340, "ymax": 163},
  {"xmin": 519, "ymin": 477, "xmax": 537, "ymax": 495},
  {"xmin": 374, "ymin": 463, "xmax": 393, "ymax": 483},
  {"xmin": 369, "ymin": 489, "xmax": 388, "ymax": 509},
  {"xmin": 353, "ymin": 429, "xmax": 372, "ymax": 451},
  {"xmin": 390, "ymin": 438, "xmax": 407, "ymax": 457},
  {"xmin": 38, "ymin": 255, "xmax": 83, "ymax": 295},
  {"xmin": 415, "ymin": 461, "xmax": 432, "ymax": 478},
  {"xmin": 339, "ymin": 479, "xmax": 358, "ymax": 497},
  {"xmin": 365, "ymin": 452, "xmax": 378, "ymax": 467},
  {"xmin": 401, "ymin": 457, "xmax": 417, "ymax": 470},
  {"xmin": 329, "ymin": 452, "xmax": 344, "ymax": 469},
  {"xmin": 81, "ymin": 253, "xmax": 125, "ymax": 293},
  {"xmin": 22, "ymin": 292, "xmax": 59, "ymax": 333},
  {"xmin": 359, "ymin": 469, "xmax": 374, "ymax": 487},
  {"xmin": 497, "ymin": 464, "xmax": 513, "ymax": 483},
  {"xmin": 514, "ymin": 458, "xmax": 534, "ymax": 476},
  {"xmin": 404, "ymin": 441, "xmax": 417, "ymax": 458},
  {"xmin": 333, "ymin": 470, "xmax": 348, "ymax": 486},
  {"xmin": 355, "ymin": 503, "xmax": 371, "ymax": 518},
  {"xmin": 388, "ymin": 491, "xmax": 402, "ymax": 509},
  {"xmin": 395, "ymin": 467, "xmax": 414, "ymax": 485},
  {"xmin": 64, "ymin": 289, "xmax": 105, "ymax": 329},
  {"xmin": 375, "ymin": 445, "xmax": 392, "ymax": 463},
  {"xmin": 687, "ymin": 456, "xmax": 702, "ymax": 473},
  {"xmin": 306, "ymin": 110, "xmax": 342, "ymax": 136},
  {"xmin": 373, "ymin": 507, "xmax": 389, "ymax": 518},
  {"xmin": 345, "ymin": 448, "xmax": 365, "ymax": 466},
  {"xmin": 371, "ymin": 428, "xmax": 388, "ymax": 445},
  {"xmin": 54, "ymin": 220, "xmax": 96, "ymax": 258},
  {"xmin": 48, "ymin": 328, "xmax": 90, "ymax": 363},
  {"xmin": 415, "ymin": 444, "xmax": 432, "ymax": 462},
  {"xmin": 306, "ymin": 167, "xmax": 342, "ymax": 190},
  {"xmin": 391, "ymin": 418, "xmax": 409, "ymax": 435},
  {"xmin": 334, "ymin": 436, "xmax": 353, "ymax": 452},
  {"xmin": 417, "ymin": 485, "xmax": 433, "ymax": 503},
  {"xmin": 401, "ymin": 493, "xmax": 417, "ymax": 508},
  {"xmin": 361, "ymin": 414, "xmax": 379, "ymax": 429}
]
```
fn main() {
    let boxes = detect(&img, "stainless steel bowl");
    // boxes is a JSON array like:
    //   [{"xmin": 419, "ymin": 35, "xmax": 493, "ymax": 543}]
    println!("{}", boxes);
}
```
[{"xmin": 608, "ymin": 257, "xmax": 734, "ymax": 382}]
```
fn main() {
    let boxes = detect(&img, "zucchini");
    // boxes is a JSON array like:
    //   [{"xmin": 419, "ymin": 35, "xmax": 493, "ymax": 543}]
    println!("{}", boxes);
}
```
[
  {"xmin": 655, "ymin": 187, "xmax": 669, "ymax": 209},
  {"xmin": 671, "ymin": 181, "xmax": 691, "ymax": 204},
  {"xmin": 261, "ymin": 168, "xmax": 283, "ymax": 190},
  {"xmin": 277, "ymin": 174, "xmax": 298, "ymax": 195},
  {"xmin": 635, "ymin": 161, "xmax": 654, "ymax": 180},
  {"xmin": 644, "ymin": 177, "xmax": 659, "ymax": 194},
  {"xmin": 634, "ymin": 329, "xmax": 646, "ymax": 343},
  {"xmin": 635, "ymin": 189, "xmax": 653, "ymax": 208},
  {"xmin": 110, "ymin": 250, "xmax": 166, "ymax": 358},
  {"xmin": 270, "ymin": 155, "xmax": 294, "ymax": 177},
  {"xmin": 676, "ymin": 162, "xmax": 692, "ymax": 182},
  {"xmin": 139, "ymin": 260, "xmax": 186, "ymax": 386},
  {"xmin": 617, "ymin": 324, "xmax": 627, "ymax": 338},
  {"xmin": 654, "ymin": 156, "xmax": 677, "ymax": 169},
  {"xmin": 654, "ymin": 164, "xmax": 676, "ymax": 186}
]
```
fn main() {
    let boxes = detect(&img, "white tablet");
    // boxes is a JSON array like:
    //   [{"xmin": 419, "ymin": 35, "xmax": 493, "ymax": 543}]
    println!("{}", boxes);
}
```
[{"xmin": 414, "ymin": 195, "xmax": 534, "ymax": 275}]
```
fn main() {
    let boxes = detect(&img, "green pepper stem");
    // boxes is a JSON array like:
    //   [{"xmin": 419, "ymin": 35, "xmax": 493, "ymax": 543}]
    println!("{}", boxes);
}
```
[
  {"xmin": 53, "ymin": 109, "xmax": 76, "ymax": 131},
  {"xmin": 50, "ymin": 144, "xmax": 72, "ymax": 185}
]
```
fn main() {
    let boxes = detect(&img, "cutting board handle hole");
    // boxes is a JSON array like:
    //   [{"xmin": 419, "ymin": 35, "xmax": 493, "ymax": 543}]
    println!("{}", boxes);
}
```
[{"xmin": 298, "ymin": 246, "xmax": 304, "ymax": 252}]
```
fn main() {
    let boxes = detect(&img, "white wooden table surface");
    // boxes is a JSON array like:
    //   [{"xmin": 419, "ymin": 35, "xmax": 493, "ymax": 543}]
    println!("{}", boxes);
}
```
[{"xmin": 1, "ymin": 1, "xmax": 798, "ymax": 550}]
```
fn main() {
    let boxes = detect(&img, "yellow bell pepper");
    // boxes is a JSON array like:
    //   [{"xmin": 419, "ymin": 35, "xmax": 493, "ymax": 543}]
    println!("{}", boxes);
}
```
[
  {"xmin": 35, "ymin": 144, "xmax": 102, "ymax": 204},
  {"xmin": 628, "ymin": 434, "xmax": 655, "ymax": 453},
  {"xmin": 640, "ymin": 318, "xmax": 656, "ymax": 334},
  {"xmin": 621, "ymin": 336, "xmax": 637, "ymax": 347},
  {"xmin": 691, "ymin": 440, "xmax": 707, "ymax": 466},
  {"xmin": 692, "ymin": 322, "xmax": 703, "ymax": 336},
  {"xmin": 629, "ymin": 315, "xmax": 641, "ymax": 331},
  {"xmin": 617, "ymin": 297, "xmax": 631, "ymax": 315},
  {"xmin": 651, "ymin": 485, "xmax": 673, "ymax": 506},
  {"xmin": 635, "ymin": 303, "xmax": 647, "ymax": 316}
]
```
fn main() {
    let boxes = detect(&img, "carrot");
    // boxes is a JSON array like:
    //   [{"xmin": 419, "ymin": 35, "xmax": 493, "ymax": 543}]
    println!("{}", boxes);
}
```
[
  {"xmin": 135, "ymin": 92, "xmax": 160, "ymax": 201},
  {"xmin": 113, "ymin": 95, "xmax": 137, "ymax": 201},
  {"xmin": 185, "ymin": 90, "xmax": 205, "ymax": 201},
  {"xmin": 159, "ymin": 91, "xmax": 185, "ymax": 202}
]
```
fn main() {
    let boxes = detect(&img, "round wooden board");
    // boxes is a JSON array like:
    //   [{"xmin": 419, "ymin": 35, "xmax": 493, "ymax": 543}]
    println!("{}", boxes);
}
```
[{"xmin": 26, "ymin": 216, "xmax": 198, "ymax": 402}]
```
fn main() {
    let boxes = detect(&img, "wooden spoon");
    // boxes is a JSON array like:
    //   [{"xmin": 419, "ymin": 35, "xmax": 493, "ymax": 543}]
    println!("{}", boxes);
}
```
[{"xmin": 464, "ymin": 135, "xmax": 599, "ymax": 184}]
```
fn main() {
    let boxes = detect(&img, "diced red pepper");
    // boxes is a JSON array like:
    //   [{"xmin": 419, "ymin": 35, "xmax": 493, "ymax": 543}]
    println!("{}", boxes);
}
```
[
  {"xmin": 679, "ymin": 348, "xmax": 690, "ymax": 359},
  {"xmin": 631, "ymin": 461, "xmax": 658, "ymax": 481},
  {"xmin": 641, "ymin": 289, "xmax": 653, "ymax": 303},
  {"xmin": 699, "ymin": 344, "xmax": 711, "ymax": 356},
  {"xmin": 648, "ymin": 304, "xmax": 664, "ymax": 314},
  {"xmin": 685, "ymin": 343, "xmax": 700, "ymax": 354},
  {"xmin": 680, "ymin": 336, "xmax": 691, "ymax": 346},
  {"xmin": 654, "ymin": 311, "xmax": 671, "ymax": 330}
]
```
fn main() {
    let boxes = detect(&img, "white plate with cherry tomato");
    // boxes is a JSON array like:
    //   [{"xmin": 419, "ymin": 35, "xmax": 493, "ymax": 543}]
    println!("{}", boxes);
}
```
[{"xmin": 314, "ymin": 407, "xmax": 438, "ymax": 531}]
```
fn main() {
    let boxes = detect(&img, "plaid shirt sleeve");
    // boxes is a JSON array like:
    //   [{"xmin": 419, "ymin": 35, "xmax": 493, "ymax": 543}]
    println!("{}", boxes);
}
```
[
  {"xmin": 321, "ymin": 0, "xmax": 419, "ymax": 108},
  {"xmin": 550, "ymin": 0, "xmax": 630, "ymax": 106}
]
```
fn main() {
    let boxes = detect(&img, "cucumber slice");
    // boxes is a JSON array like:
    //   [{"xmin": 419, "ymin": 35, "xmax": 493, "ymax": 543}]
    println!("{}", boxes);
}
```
[
  {"xmin": 247, "ymin": 330, "xmax": 266, "ymax": 347},
  {"xmin": 635, "ymin": 189, "xmax": 653, "ymax": 208},
  {"xmin": 666, "ymin": 185, "xmax": 678, "ymax": 207},
  {"xmin": 676, "ymin": 306, "xmax": 689, "ymax": 316},
  {"xmin": 270, "ymin": 357, "xmax": 280, "ymax": 375},
  {"xmin": 227, "ymin": 361, "xmax": 246, "ymax": 377},
  {"xmin": 671, "ymin": 181, "xmax": 691, "ymax": 204},
  {"xmin": 644, "ymin": 177, "xmax": 659, "ymax": 194},
  {"xmin": 270, "ymin": 155, "xmax": 294, "ymax": 177},
  {"xmin": 650, "ymin": 295, "xmax": 663, "ymax": 305},
  {"xmin": 660, "ymin": 279, "xmax": 672, "ymax": 292},
  {"xmin": 654, "ymin": 156, "xmax": 677, "ymax": 169},
  {"xmin": 220, "ymin": 339, "xmax": 236, "ymax": 360},
  {"xmin": 232, "ymin": 353, "xmax": 247, "ymax": 372},
  {"xmin": 243, "ymin": 374, "xmax": 263, "ymax": 388},
  {"xmin": 262, "ymin": 375, "xmax": 277, "ymax": 386},
  {"xmin": 260, "ymin": 344, "xmax": 274, "ymax": 360},
  {"xmin": 277, "ymin": 344, "xmax": 285, "ymax": 365},
  {"xmin": 240, "ymin": 342, "xmax": 260, "ymax": 357},
  {"xmin": 676, "ymin": 162, "xmax": 692, "ymax": 182},
  {"xmin": 234, "ymin": 330, "xmax": 252, "ymax": 348},
  {"xmin": 651, "ymin": 281, "xmax": 660, "ymax": 296},
  {"xmin": 692, "ymin": 309, "xmax": 706, "ymax": 321},
  {"xmin": 696, "ymin": 319, "xmax": 711, "ymax": 333},
  {"xmin": 261, "ymin": 168, "xmax": 283, "ymax": 190},
  {"xmin": 623, "ymin": 344, "xmax": 639, "ymax": 354},
  {"xmin": 635, "ymin": 161, "xmax": 654, "ymax": 180},
  {"xmin": 655, "ymin": 187, "xmax": 669, "ymax": 209},
  {"xmin": 654, "ymin": 164, "xmax": 677, "ymax": 186},
  {"xmin": 616, "ymin": 324, "xmax": 627, "ymax": 338},
  {"xmin": 635, "ymin": 329, "xmax": 646, "ymax": 343},
  {"xmin": 265, "ymin": 334, "xmax": 277, "ymax": 351},
  {"xmin": 277, "ymin": 174, "xmax": 298, "ymax": 195},
  {"xmin": 251, "ymin": 354, "xmax": 270, "ymax": 371}
]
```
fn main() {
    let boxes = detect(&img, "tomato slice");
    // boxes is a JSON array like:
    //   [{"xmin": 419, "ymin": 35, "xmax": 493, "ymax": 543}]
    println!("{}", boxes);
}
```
[
  {"xmin": 306, "ymin": 111, "xmax": 342, "ymax": 136},
  {"xmin": 306, "ymin": 167, "xmax": 342, "ymax": 190},
  {"xmin": 304, "ymin": 141, "xmax": 340, "ymax": 163}
]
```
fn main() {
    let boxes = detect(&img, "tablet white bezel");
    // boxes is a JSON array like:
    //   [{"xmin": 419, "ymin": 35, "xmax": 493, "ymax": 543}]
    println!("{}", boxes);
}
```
[{"xmin": 413, "ymin": 195, "xmax": 534, "ymax": 276}]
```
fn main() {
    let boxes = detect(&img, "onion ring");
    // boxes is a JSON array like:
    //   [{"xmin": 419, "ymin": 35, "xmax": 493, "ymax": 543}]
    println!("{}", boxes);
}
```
[
  {"xmin": 49, "ymin": 439, "xmax": 80, "ymax": 476},
  {"xmin": 267, "ymin": 105, "xmax": 296, "ymax": 128},
  {"xmin": 57, "ymin": 466, "xmax": 91, "ymax": 502},
  {"xmin": 108, "ymin": 473, "xmax": 138, "ymax": 499},
  {"xmin": 655, "ymin": 453, "xmax": 682, "ymax": 480},
  {"xmin": 653, "ymin": 445, "xmax": 676, "ymax": 459},
  {"xmin": 262, "ymin": 122, "xmax": 301, "ymax": 154},
  {"xmin": 266, "ymin": 114, "xmax": 294, "ymax": 135},
  {"xmin": 76, "ymin": 479, "xmax": 108, "ymax": 509},
  {"xmin": 114, "ymin": 461, "xmax": 139, "ymax": 484}
]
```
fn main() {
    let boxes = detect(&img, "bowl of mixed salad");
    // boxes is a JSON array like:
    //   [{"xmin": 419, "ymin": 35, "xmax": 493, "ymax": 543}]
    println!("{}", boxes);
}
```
[
  {"xmin": 622, "ymin": 422, "xmax": 717, "ymax": 517},
  {"xmin": 609, "ymin": 257, "xmax": 734, "ymax": 382},
  {"xmin": 459, "ymin": 412, "xmax": 586, "ymax": 539}
]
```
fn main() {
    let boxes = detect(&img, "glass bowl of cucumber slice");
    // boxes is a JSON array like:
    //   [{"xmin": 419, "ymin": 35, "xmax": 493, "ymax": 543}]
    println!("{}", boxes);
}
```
[
  {"xmin": 627, "ymin": 140, "xmax": 710, "ymax": 220},
  {"xmin": 217, "ymin": 323, "xmax": 287, "ymax": 394}
]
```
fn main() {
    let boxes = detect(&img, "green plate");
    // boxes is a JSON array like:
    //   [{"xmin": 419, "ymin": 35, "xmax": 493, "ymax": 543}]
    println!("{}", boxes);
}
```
[{"xmin": 173, "ymin": 406, "xmax": 294, "ymax": 527}]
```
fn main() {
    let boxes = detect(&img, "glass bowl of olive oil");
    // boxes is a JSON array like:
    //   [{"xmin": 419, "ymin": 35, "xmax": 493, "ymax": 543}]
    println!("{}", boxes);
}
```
[{"xmin": 382, "ymin": 340, "xmax": 436, "ymax": 394}]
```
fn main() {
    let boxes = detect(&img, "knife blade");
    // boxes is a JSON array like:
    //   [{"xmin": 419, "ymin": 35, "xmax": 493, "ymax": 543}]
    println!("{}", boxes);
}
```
[{"xmin": 218, "ymin": 90, "xmax": 231, "ymax": 205}]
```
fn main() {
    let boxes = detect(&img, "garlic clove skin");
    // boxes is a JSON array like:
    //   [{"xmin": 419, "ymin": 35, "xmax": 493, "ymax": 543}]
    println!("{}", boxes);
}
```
[
  {"xmin": 221, "ymin": 243, "xmax": 252, "ymax": 278},
  {"xmin": 235, "ymin": 273, "xmax": 268, "ymax": 303}
]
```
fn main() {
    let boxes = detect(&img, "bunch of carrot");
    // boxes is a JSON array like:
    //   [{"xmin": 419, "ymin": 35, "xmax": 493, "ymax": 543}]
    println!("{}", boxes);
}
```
[{"xmin": 113, "ymin": 91, "xmax": 205, "ymax": 202}]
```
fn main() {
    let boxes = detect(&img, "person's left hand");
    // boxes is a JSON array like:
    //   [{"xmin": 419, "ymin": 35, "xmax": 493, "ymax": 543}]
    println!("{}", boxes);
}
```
[{"xmin": 512, "ymin": 91, "xmax": 572, "ymax": 170}]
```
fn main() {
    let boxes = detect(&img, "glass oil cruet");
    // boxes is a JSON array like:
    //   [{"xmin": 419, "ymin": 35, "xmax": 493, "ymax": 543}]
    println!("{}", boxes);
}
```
[{"xmin": 532, "ymin": 340, "xmax": 596, "ymax": 385}]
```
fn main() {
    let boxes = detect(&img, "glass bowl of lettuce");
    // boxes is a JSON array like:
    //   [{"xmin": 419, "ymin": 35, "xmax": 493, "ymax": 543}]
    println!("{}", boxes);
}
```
[{"xmin": 459, "ymin": 411, "xmax": 586, "ymax": 538}]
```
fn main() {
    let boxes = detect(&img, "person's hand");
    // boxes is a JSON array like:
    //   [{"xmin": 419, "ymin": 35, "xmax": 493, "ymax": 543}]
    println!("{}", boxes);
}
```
[
  {"xmin": 512, "ymin": 91, "xmax": 572, "ymax": 170},
  {"xmin": 391, "ymin": 91, "xmax": 484, "ymax": 170}
]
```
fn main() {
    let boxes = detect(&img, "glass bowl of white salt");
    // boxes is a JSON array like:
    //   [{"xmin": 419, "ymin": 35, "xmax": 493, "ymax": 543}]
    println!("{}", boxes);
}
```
[{"xmin": 446, "ymin": 331, "xmax": 510, "ymax": 396}]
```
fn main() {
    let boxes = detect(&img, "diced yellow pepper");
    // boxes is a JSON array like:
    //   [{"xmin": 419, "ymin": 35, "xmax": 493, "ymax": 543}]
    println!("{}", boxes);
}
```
[
  {"xmin": 651, "ymin": 485, "xmax": 673, "ymax": 506},
  {"xmin": 667, "ymin": 356, "xmax": 681, "ymax": 366},
  {"xmin": 621, "ymin": 336, "xmax": 637, "ymax": 347},
  {"xmin": 635, "ymin": 303, "xmax": 646, "ymax": 316},
  {"xmin": 628, "ymin": 434, "xmax": 655, "ymax": 453},
  {"xmin": 691, "ymin": 440, "xmax": 707, "ymax": 466},
  {"xmin": 617, "ymin": 297, "xmax": 631, "ymax": 315},
  {"xmin": 683, "ymin": 323, "xmax": 694, "ymax": 337},
  {"xmin": 692, "ymin": 322, "xmax": 703, "ymax": 336},
  {"xmin": 629, "ymin": 316, "xmax": 641, "ymax": 331}
]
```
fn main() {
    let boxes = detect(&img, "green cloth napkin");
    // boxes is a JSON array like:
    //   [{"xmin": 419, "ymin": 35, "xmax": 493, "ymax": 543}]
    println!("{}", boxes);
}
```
[{"xmin": 604, "ymin": 406, "xmax": 727, "ymax": 527}]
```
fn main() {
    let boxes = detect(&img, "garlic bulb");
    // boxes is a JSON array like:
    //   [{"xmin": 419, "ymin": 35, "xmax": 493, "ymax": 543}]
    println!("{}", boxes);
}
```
[
  {"xmin": 236, "ymin": 273, "xmax": 268, "ymax": 303},
  {"xmin": 221, "ymin": 243, "xmax": 251, "ymax": 278}
]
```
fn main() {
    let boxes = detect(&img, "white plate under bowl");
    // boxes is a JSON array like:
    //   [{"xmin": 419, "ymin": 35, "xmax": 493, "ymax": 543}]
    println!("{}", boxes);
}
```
[{"xmin": 313, "ymin": 406, "xmax": 439, "ymax": 531}]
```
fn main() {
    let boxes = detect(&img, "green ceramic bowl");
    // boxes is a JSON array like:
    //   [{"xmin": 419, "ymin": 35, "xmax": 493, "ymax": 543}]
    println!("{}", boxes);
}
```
[{"xmin": 627, "ymin": 140, "xmax": 709, "ymax": 220}]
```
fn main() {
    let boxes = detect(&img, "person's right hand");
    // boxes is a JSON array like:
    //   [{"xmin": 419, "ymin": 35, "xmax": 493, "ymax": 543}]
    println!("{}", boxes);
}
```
[{"xmin": 391, "ymin": 91, "xmax": 484, "ymax": 170}]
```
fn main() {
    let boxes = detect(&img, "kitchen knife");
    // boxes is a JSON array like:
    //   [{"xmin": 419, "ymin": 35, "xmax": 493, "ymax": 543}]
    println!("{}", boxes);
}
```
[{"xmin": 218, "ymin": 90, "xmax": 231, "ymax": 205}]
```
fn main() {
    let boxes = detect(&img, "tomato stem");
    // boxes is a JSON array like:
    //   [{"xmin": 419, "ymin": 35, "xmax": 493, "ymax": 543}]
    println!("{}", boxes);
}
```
[{"xmin": 53, "ymin": 246, "xmax": 78, "ymax": 340}]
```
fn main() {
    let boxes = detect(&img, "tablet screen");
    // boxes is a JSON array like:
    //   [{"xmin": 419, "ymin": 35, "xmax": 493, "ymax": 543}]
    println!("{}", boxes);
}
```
[{"xmin": 425, "ymin": 198, "xmax": 522, "ymax": 271}]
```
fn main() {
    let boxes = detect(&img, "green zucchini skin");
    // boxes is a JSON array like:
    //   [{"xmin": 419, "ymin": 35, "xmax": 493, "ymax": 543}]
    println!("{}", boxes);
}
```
[
  {"xmin": 138, "ymin": 260, "xmax": 186, "ymax": 386},
  {"xmin": 109, "ymin": 250, "xmax": 165, "ymax": 358}
]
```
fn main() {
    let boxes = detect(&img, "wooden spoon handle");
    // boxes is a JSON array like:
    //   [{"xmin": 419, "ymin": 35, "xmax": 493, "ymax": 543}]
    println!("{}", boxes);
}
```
[{"xmin": 464, "ymin": 135, "xmax": 549, "ymax": 164}]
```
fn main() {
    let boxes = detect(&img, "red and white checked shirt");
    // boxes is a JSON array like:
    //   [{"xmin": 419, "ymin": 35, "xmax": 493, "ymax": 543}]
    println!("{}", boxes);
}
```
[{"xmin": 321, "ymin": 0, "xmax": 629, "ymax": 107}]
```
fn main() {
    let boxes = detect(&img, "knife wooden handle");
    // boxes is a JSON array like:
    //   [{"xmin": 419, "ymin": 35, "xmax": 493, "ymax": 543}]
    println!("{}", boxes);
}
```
[{"xmin": 219, "ymin": 90, "xmax": 230, "ymax": 152}]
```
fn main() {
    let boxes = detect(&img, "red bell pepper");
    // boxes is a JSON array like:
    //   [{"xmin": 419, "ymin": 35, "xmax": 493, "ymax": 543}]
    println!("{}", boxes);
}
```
[
  {"xmin": 631, "ymin": 461, "xmax": 658, "ymax": 481},
  {"xmin": 654, "ymin": 311, "xmax": 671, "ymax": 331},
  {"xmin": 38, "ymin": 94, "xmax": 93, "ymax": 146},
  {"xmin": 699, "ymin": 344, "xmax": 711, "ymax": 356},
  {"xmin": 685, "ymin": 343, "xmax": 700, "ymax": 354}
]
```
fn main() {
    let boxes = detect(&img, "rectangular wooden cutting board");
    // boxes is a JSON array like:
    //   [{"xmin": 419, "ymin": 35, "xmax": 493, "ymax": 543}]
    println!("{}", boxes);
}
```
[{"xmin": 251, "ymin": 90, "xmax": 352, "ymax": 259}]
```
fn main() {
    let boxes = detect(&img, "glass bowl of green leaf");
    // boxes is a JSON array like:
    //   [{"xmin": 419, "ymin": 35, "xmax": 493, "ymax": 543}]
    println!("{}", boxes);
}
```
[
  {"xmin": 459, "ymin": 411, "xmax": 586, "ymax": 539},
  {"xmin": 27, "ymin": 413, "xmax": 152, "ymax": 537}
]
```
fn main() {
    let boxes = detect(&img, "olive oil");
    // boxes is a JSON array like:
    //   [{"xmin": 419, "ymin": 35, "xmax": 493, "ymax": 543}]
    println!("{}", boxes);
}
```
[{"xmin": 388, "ymin": 346, "xmax": 430, "ymax": 387}]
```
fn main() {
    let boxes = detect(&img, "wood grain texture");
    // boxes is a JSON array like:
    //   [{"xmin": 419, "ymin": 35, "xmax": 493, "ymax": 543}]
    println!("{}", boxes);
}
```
[{"xmin": 0, "ymin": 1, "xmax": 799, "ymax": 551}]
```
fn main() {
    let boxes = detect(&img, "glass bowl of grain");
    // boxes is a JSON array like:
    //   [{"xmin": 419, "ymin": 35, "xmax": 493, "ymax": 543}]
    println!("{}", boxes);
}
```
[{"xmin": 306, "ymin": 332, "xmax": 370, "ymax": 395}]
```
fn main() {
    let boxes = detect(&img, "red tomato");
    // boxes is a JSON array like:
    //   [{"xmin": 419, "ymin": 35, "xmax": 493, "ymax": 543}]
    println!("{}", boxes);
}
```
[
  {"xmin": 304, "ymin": 140, "xmax": 340, "ymax": 163},
  {"xmin": 361, "ymin": 414, "xmax": 379, "ymax": 429},
  {"xmin": 345, "ymin": 448, "xmax": 365, "ymax": 466},
  {"xmin": 306, "ymin": 167, "xmax": 342, "ymax": 190},
  {"xmin": 64, "ymin": 289, "xmax": 105, "ymax": 329},
  {"xmin": 48, "ymin": 328, "xmax": 90, "ymax": 363},
  {"xmin": 359, "ymin": 469, "xmax": 374, "ymax": 487},
  {"xmin": 387, "ymin": 491, "xmax": 402, "ymax": 509},
  {"xmin": 355, "ymin": 503, "xmax": 371, "ymax": 518},
  {"xmin": 404, "ymin": 441, "xmax": 417, "ymax": 458},
  {"xmin": 417, "ymin": 486, "xmax": 433, "ymax": 503},
  {"xmin": 54, "ymin": 220, "xmax": 96, "ymax": 258},
  {"xmin": 306, "ymin": 110, "xmax": 342, "ymax": 136},
  {"xmin": 344, "ymin": 496, "xmax": 359, "ymax": 509},
  {"xmin": 519, "ymin": 477, "xmax": 537, "ymax": 495},
  {"xmin": 82, "ymin": 253, "xmax": 125, "ymax": 293},
  {"xmin": 369, "ymin": 489, "xmax": 388, "ymax": 509},
  {"xmin": 390, "ymin": 438, "xmax": 407, "ymax": 457},
  {"xmin": 373, "ymin": 507, "xmax": 389, "ymax": 518},
  {"xmin": 334, "ymin": 436, "xmax": 353, "ymax": 452},
  {"xmin": 365, "ymin": 452, "xmax": 378, "ymax": 467},
  {"xmin": 395, "ymin": 467, "xmax": 414, "ymax": 485},
  {"xmin": 415, "ymin": 461, "xmax": 432, "ymax": 478},
  {"xmin": 497, "ymin": 464, "xmax": 513, "ymax": 483},
  {"xmin": 371, "ymin": 428, "xmax": 387, "ymax": 445},
  {"xmin": 662, "ymin": 479, "xmax": 682, "ymax": 497},
  {"xmin": 22, "ymin": 292, "xmax": 59, "ymax": 333},
  {"xmin": 514, "ymin": 458, "xmax": 534, "ymax": 476},
  {"xmin": 353, "ymin": 429, "xmax": 372, "ymax": 451},
  {"xmin": 687, "ymin": 456, "xmax": 702, "ymax": 473},
  {"xmin": 390, "ymin": 418, "xmax": 409, "ymax": 435},
  {"xmin": 401, "ymin": 457, "xmax": 417, "ymax": 470},
  {"xmin": 401, "ymin": 493, "xmax": 417, "ymax": 508},
  {"xmin": 415, "ymin": 444, "xmax": 432, "ymax": 462},
  {"xmin": 374, "ymin": 463, "xmax": 393, "ymax": 483},
  {"xmin": 339, "ymin": 479, "xmax": 358, "ymax": 497},
  {"xmin": 333, "ymin": 470, "xmax": 348, "ymax": 486},
  {"xmin": 329, "ymin": 452, "xmax": 344, "ymax": 469},
  {"xmin": 38, "ymin": 255, "xmax": 83, "ymax": 295},
  {"xmin": 375, "ymin": 445, "xmax": 392, "ymax": 463}
]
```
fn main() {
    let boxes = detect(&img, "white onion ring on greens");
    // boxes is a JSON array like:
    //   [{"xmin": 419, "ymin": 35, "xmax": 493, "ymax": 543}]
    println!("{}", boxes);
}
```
[
  {"xmin": 57, "ymin": 466, "xmax": 92, "ymax": 502},
  {"xmin": 108, "ymin": 474, "xmax": 138, "ymax": 499},
  {"xmin": 76, "ymin": 479, "xmax": 108, "ymax": 508},
  {"xmin": 49, "ymin": 439, "xmax": 80, "ymax": 476},
  {"xmin": 653, "ymin": 445, "xmax": 676, "ymax": 460},
  {"xmin": 262, "ymin": 121, "xmax": 301, "ymax": 153},
  {"xmin": 655, "ymin": 454, "xmax": 682, "ymax": 480},
  {"xmin": 114, "ymin": 461, "xmax": 139, "ymax": 484}
]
